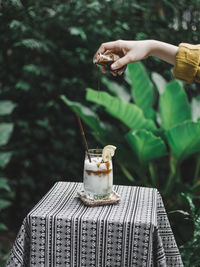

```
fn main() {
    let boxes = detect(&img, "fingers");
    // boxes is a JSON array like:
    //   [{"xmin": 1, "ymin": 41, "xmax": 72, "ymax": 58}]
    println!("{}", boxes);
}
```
[
  {"xmin": 104, "ymin": 49, "xmax": 112, "ymax": 55},
  {"xmin": 111, "ymin": 55, "xmax": 130, "ymax": 70},
  {"xmin": 94, "ymin": 40, "xmax": 129, "ymax": 76},
  {"xmin": 97, "ymin": 40, "xmax": 123, "ymax": 54},
  {"xmin": 117, "ymin": 70, "xmax": 124, "ymax": 76},
  {"xmin": 110, "ymin": 71, "xmax": 117, "ymax": 77}
]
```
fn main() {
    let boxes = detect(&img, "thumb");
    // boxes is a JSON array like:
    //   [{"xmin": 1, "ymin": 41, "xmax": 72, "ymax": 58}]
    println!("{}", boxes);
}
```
[{"xmin": 111, "ymin": 55, "xmax": 130, "ymax": 70}]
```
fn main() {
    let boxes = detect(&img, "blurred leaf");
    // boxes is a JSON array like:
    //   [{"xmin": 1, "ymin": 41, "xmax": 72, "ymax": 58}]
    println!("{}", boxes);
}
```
[
  {"xmin": 87, "ymin": 1, "xmax": 100, "ymax": 9},
  {"xmin": 14, "ymin": 39, "xmax": 50, "ymax": 52},
  {"xmin": 60, "ymin": 95, "xmax": 105, "ymax": 132},
  {"xmin": 36, "ymin": 119, "xmax": 50, "ymax": 129},
  {"xmin": 23, "ymin": 64, "xmax": 48, "ymax": 76},
  {"xmin": 160, "ymin": 80, "xmax": 191, "ymax": 130},
  {"xmin": 0, "ymin": 123, "xmax": 14, "ymax": 146},
  {"xmin": 86, "ymin": 88, "xmax": 157, "ymax": 132},
  {"xmin": 102, "ymin": 76, "xmax": 131, "ymax": 102},
  {"xmin": 191, "ymin": 96, "xmax": 200, "ymax": 121},
  {"xmin": 169, "ymin": 210, "xmax": 190, "ymax": 216},
  {"xmin": 15, "ymin": 81, "xmax": 30, "ymax": 91},
  {"xmin": 0, "ymin": 152, "xmax": 12, "ymax": 168},
  {"xmin": 0, "ymin": 178, "xmax": 11, "ymax": 192},
  {"xmin": 126, "ymin": 129, "xmax": 167, "ymax": 164},
  {"xmin": 69, "ymin": 27, "xmax": 87, "ymax": 40},
  {"xmin": 166, "ymin": 121, "xmax": 200, "ymax": 162},
  {"xmin": 127, "ymin": 62, "xmax": 155, "ymax": 120},
  {"xmin": 181, "ymin": 193, "xmax": 195, "ymax": 215},
  {"xmin": 0, "ymin": 222, "xmax": 8, "ymax": 231},
  {"xmin": 9, "ymin": 20, "xmax": 27, "ymax": 32},
  {"xmin": 10, "ymin": 0, "xmax": 23, "ymax": 8},
  {"xmin": 124, "ymin": 69, "xmax": 131, "ymax": 85},
  {"xmin": 0, "ymin": 251, "xmax": 11, "ymax": 267},
  {"xmin": 151, "ymin": 72, "xmax": 167, "ymax": 95},
  {"xmin": 132, "ymin": 3, "xmax": 151, "ymax": 11},
  {"xmin": 0, "ymin": 101, "xmax": 16, "ymax": 115},
  {"xmin": 0, "ymin": 199, "xmax": 11, "ymax": 211}
]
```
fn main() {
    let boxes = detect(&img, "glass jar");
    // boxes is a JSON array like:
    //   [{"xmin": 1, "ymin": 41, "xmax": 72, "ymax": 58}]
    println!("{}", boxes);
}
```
[{"xmin": 83, "ymin": 149, "xmax": 113, "ymax": 200}]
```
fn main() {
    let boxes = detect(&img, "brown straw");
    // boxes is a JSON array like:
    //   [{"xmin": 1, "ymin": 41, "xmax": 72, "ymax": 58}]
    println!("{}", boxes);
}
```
[{"xmin": 75, "ymin": 114, "xmax": 91, "ymax": 162}]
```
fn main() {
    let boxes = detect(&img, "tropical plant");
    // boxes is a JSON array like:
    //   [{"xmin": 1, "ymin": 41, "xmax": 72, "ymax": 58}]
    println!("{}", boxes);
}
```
[
  {"xmin": 0, "ymin": 100, "xmax": 15, "ymax": 264},
  {"xmin": 62, "ymin": 62, "xmax": 200, "ymax": 199},
  {"xmin": 171, "ymin": 193, "xmax": 200, "ymax": 267}
]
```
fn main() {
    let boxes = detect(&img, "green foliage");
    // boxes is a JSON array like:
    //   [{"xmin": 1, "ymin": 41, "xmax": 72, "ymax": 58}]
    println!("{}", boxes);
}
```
[
  {"xmin": 166, "ymin": 122, "xmax": 200, "ymax": 162},
  {"xmin": 0, "ymin": 152, "xmax": 12, "ymax": 169},
  {"xmin": 86, "ymin": 88, "xmax": 157, "ymax": 132},
  {"xmin": 0, "ymin": 124, "xmax": 14, "ymax": 146},
  {"xmin": 14, "ymin": 39, "xmax": 51, "ymax": 52},
  {"xmin": 0, "ymin": 251, "xmax": 10, "ymax": 267},
  {"xmin": 151, "ymin": 72, "xmax": 167, "ymax": 95},
  {"xmin": 126, "ymin": 130, "xmax": 167, "ymax": 164},
  {"xmin": 0, "ymin": 100, "xmax": 15, "ymax": 261},
  {"xmin": 0, "ymin": 101, "xmax": 16, "ymax": 116},
  {"xmin": 102, "ymin": 77, "xmax": 131, "ymax": 102},
  {"xmin": 127, "ymin": 62, "xmax": 155, "ymax": 120},
  {"xmin": 60, "ymin": 95, "xmax": 105, "ymax": 133},
  {"xmin": 0, "ymin": 199, "xmax": 11, "ymax": 213},
  {"xmin": 175, "ymin": 194, "xmax": 200, "ymax": 266},
  {"xmin": 160, "ymin": 80, "xmax": 191, "ymax": 130},
  {"xmin": 0, "ymin": 0, "xmax": 200, "ymax": 265},
  {"xmin": 0, "ymin": 178, "xmax": 11, "ymax": 193}
]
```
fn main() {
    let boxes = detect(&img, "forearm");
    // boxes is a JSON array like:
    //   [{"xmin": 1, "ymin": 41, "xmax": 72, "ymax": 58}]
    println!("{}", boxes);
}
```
[
  {"xmin": 96, "ymin": 39, "xmax": 200, "ymax": 83},
  {"xmin": 149, "ymin": 40, "xmax": 178, "ymax": 65}
]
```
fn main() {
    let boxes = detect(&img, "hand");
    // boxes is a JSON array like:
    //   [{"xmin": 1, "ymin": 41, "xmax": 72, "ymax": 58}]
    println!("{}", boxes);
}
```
[
  {"xmin": 95, "ymin": 39, "xmax": 178, "ymax": 75},
  {"xmin": 96, "ymin": 40, "xmax": 153, "ymax": 75}
]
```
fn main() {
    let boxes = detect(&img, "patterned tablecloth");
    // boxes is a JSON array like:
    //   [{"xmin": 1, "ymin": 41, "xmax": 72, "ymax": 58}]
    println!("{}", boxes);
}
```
[{"xmin": 6, "ymin": 182, "xmax": 183, "ymax": 267}]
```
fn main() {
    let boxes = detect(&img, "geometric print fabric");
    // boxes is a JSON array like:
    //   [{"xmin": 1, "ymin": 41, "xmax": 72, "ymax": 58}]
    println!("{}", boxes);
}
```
[{"xmin": 6, "ymin": 182, "xmax": 183, "ymax": 267}]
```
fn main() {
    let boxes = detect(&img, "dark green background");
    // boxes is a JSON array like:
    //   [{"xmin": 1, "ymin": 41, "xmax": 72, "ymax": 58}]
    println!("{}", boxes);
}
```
[{"xmin": 0, "ymin": 0, "xmax": 200, "ymax": 265}]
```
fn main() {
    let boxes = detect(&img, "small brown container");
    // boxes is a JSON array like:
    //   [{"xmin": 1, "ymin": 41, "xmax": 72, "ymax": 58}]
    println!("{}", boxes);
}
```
[{"xmin": 93, "ymin": 53, "xmax": 126, "ymax": 75}]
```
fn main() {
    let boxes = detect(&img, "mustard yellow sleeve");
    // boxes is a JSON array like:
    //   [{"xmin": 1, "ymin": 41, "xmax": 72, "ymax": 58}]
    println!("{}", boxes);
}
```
[{"xmin": 173, "ymin": 43, "xmax": 200, "ymax": 83}]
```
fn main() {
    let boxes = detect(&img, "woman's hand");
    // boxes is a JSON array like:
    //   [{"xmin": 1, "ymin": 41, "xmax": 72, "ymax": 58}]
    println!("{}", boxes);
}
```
[
  {"xmin": 96, "ymin": 40, "xmax": 153, "ymax": 74},
  {"xmin": 95, "ymin": 40, "xmax": 178, "ymax": 75}
]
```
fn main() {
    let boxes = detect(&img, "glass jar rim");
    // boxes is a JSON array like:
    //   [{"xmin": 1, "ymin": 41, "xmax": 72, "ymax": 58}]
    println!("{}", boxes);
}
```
[{"xmin": 86, "ymin": 148, "xmax": 102, "ymax": 156}]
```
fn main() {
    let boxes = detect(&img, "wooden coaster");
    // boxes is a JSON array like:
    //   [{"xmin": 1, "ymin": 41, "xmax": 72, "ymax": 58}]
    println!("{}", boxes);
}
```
[{"xmin": 77, "ymin": 189, "xmax": 121, "ymax": 206}]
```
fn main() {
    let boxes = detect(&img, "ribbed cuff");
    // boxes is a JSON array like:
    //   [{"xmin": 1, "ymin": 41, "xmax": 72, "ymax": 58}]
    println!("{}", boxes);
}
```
[
  {"xmin": 195, "ymin": 67, "xmax": 200, "ymax": 83},
  {"xmin": 173, "ymin": 43, "xmax": 200, "ymax": 83}
]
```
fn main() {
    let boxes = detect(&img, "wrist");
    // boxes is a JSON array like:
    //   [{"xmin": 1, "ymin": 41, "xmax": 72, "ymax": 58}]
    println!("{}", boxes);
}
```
[
  {"xmin": 148, "ymin": 40, "xmax": 178, "ymax": 65},
  {"xmin": 148, "ymin": 40, "xmax": 160, "ymax": 57}
]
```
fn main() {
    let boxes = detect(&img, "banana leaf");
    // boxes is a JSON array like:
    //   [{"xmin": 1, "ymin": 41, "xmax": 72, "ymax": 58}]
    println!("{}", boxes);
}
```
[
  {"xmin": 159, "ymin": 80, "xmax": 191, "ymax": 130},
  {"xmin": 166, "ymin": 121, "xmax": 200, "ymax": 162},
  {"xmin": 151, "ymin": 72, "xmax": 167, "ymax": 95},
  {"xmin": 102, "ymin": 76, "xmax": 131, "ymax": 102},
  {"xmin": 127, "ymin": 62, "xmax": 155, "ymax": 120},
  {"xmin": 61, "ymin": 95, "xmax": 105, "ymax": 133},
  {"xmin": 86, "ymin": 88, "xmax": 157, "ymax": 132},
  {"xmin": 126, "ymin": 129, "xmax": 167, "ymax": 164},
  {"xmin": 191, "ymin": 96, "xmax": 200, "ymax": 121}
]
